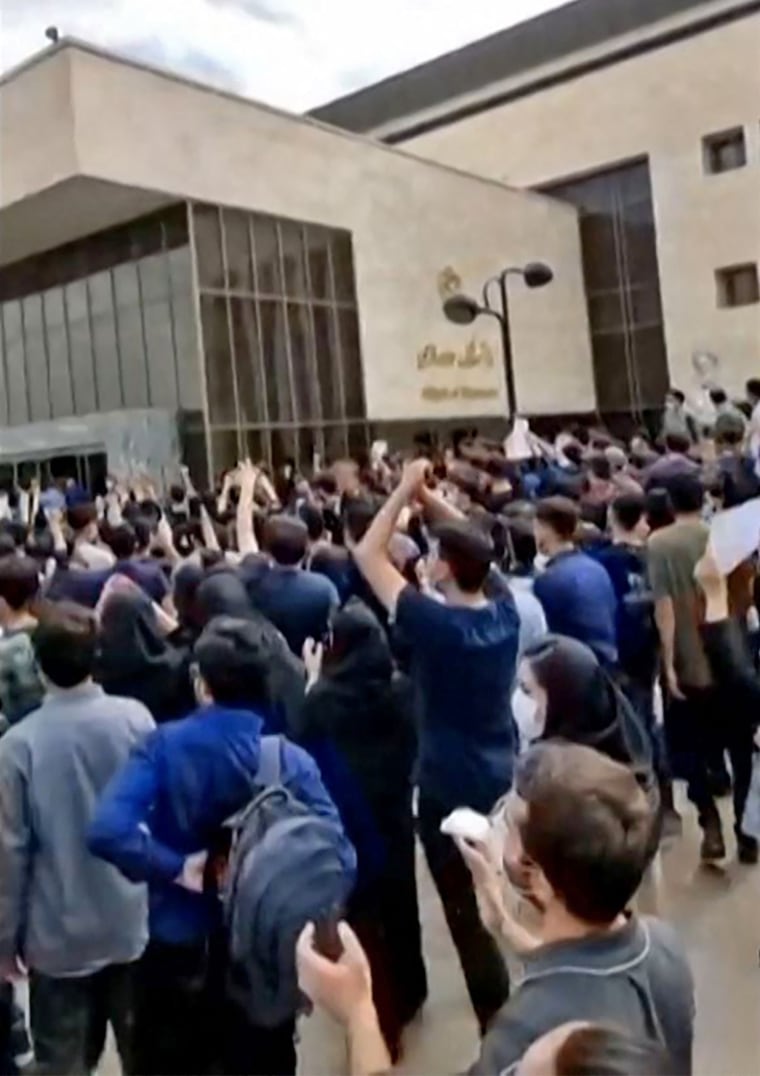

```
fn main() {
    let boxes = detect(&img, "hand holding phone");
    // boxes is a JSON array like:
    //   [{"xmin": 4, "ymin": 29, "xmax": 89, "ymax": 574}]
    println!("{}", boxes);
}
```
[{"xmin": 313, "ymin": 916, "xmax": 345, "ymax": 963}]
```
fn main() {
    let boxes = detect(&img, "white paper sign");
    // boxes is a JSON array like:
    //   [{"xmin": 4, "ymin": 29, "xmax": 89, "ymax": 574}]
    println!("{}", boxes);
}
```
[{"xmin": 708, "ymin": 497, "xmax": 760, "ymax": 574}]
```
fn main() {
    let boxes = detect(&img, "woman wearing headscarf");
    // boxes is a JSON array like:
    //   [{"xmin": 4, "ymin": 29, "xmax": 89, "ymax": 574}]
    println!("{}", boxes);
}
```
[
  {"xmin": 96, "ymin": 590, "xmax": 195, "ymax": 722},
  {"xmin": 296, "ymin": 599, "xmax": 426, "ymax": 1061},
  {"xmin": 512, "ymin": 635, "xmax": 654, "ymax": 786},
  {"xmin": 170, "ymin": 561, "xmax": 205, "ymax": 649},
  {"xmin": 194, "ymin": 568, "xmax": 305, "ymax": 736}
]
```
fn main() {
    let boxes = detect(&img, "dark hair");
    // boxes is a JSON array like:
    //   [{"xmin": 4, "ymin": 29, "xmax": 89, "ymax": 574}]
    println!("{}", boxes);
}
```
[
  {"xmin": 310, "ymin": 543, "xmax": 350, "ymax": 593},
  {"xmin": 0, "ymin": 555, "xmax": 40, "ymax": 610},
  {"xmin": 610, "ymin": 493, "xmax": 646, "ymax": 534},
  {"xmin": 562, "ymin": 441, "xmax": 584, "ymax": 467},
  {"xmin": 665, "ymin": 473, "xmax": 704, "ymax": 515},
  {"xmin": 554, "ymin": 1024, "xmax": 673, "ymax": 1075},
  {"xmin": 514, "ymin": 742, "xmax": 655, "ymax": 924},
  {"xmin": 588, "ymin": 454, "xmax": 612, "ymax": 481},
  {"xmin": 0, "ymin": 520, "xmax": 28, "ymax": 549},
  {"xmin": 663, "ymin": 431, "xmax": 692, "ymax": 455},
  {"xmin": 66, "ymin": 503, "xmax": 97, "ymax": 533},
  {"xmin": 645, "ymin": 488, "xmax": 675, "ymax": 531},
  {"xmin": 33, "ymin": 602, "xmax": 97, "ymax": 688},
  {"xmin": 435, "ymin": 521, "xmax": 493, "ymax": 593},
  {"xmin": 0, "ymin": 532, "xmax": 17, "ymax": 558},
  {"xmin": 25, "ymin": 530, "xmax": 55, "ymax": 563},
  {"xmin": 343, "ymin": 497, "xmax": 378, "ymax": 544},
  {"xmin": 746, "ymin": 378, "xmax": 760, "ymax": 400},
  {"xmin": 132, "ymin": 517, "xmax": 153, "ymax": 554},
  {"xmin": 262, "ymin": 515, "xmax": 308, "ymax": 566},
  {"xmin": 535, "ymin": 496, "xmax": 579, "ymax": 541},
  {"xmin": 107, "ymin": 523, "xmax": 137, "ymax": 560},
  {"xmin": 668, "ymin": 388, "xmax": 686, "ymax": 405},
  {"xmin": 299, "ymin": 504, "xmax": 325, "ymax": 543},
  {"xmin": 506, "ymin": 518, "xmax": 537, "ymax": 571},
  {"xmin": 169, "ymin": 483, "xmax": 186, "ymax": 504},
  {"xmin": 709, "ymin": 387, "xmax": 727, "ymax": 406},
  {"xmin": 194, "ymin": 616, "xmax": 271, "ymax": 709}
]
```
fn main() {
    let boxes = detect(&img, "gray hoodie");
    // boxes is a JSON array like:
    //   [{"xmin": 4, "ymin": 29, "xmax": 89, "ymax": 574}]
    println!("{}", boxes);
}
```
[
  {"xmin": 469, "ymin": 916, "xmax": 694, "ymax": 1075},
  {"xmin": 0, "ymin": 683, "xmax": 154, "ymax": 977}
]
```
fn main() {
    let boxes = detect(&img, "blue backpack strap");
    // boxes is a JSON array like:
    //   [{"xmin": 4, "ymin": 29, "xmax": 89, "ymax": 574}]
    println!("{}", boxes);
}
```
[{"xmin": 255, "ymin": 735, "xmax": 282, "ymax": 789}]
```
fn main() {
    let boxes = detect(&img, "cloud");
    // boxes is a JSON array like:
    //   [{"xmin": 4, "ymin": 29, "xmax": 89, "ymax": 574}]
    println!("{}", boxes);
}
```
[{"xmin": 0, "ymin": 0, "xmax": 569, "ymax": 112}]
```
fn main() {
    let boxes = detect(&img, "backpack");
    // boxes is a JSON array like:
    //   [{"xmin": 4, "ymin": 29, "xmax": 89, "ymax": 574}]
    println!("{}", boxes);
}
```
[
  {"xmin": 222, "ymin": 736, "xmax": 355, "ymax": 1028},
  {"xmin": 0, "ymin": 631, "xmax": 45, "ymax": 733}
]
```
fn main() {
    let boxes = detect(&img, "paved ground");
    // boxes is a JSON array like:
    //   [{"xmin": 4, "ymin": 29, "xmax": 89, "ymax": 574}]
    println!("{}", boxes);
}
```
[
  {"xmin": 299, "ymin": 794, "xmax": 760, "ymax": 1076},
  {"xmin": 22, "ymin": 790, "xmax": 760, "ymax": 1075}
]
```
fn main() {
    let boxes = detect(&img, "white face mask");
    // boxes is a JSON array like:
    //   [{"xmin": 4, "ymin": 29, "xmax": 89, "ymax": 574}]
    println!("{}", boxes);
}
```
[
  {"xmin": 533, "ymin": 553, "xmax": 550, "ymax": 573},
  {"xmin": 512, "ymin": 687, "xmax": 543, "ymax": 746}
]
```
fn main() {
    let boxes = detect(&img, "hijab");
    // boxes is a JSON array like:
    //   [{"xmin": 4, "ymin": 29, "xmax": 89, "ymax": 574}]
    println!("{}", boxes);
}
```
[
  {"xmin": 524, "ymin": 634, "xmax": 652, "ymax": 774},
  {"xmin": 96, "ymin": 590, "xmax": 194, "ymax": 721},
  {"xmin": 300, "ymin": 600, "xmax": 415, "ymax": 799},
  {"xmin": 195, "ymin": 568, "xmax": 255, "ymax": 625},
  {"xmin": 172, "ymin": 561, "xmax": 205, "ymax": 643},
  {"xmin": 195, "ymin": 566, "xmax": 305, "ymax": 736}
]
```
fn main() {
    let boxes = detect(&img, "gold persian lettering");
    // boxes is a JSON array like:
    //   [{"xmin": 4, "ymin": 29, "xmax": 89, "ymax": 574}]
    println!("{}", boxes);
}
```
[{"xmin": 415, "ymin": 340, "xmax": 495, "ymax": 371}]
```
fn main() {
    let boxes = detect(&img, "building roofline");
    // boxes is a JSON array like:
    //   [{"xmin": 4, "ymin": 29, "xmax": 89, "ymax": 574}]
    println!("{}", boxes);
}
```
[
  {"xmin": 310, "ymin": 0, "xmax": 756, "ymax": 137},
  {"xmin": 0, "ymin": 37, "xmax": 579, "ymax": 216}
]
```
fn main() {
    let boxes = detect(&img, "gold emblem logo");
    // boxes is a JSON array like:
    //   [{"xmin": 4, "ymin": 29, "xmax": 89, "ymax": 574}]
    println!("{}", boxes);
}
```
[{"xmin": 436, "ymin": 266, "xmax": 462, "ymax": 300}]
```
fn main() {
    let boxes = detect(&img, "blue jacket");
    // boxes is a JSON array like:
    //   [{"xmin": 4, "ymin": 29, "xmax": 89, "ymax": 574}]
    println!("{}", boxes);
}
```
[
  {"xmin": 88, "ymin": 704, "xmax": 352, "ymax": 946},
  {"xmin": 534, "ymin": 550, "xmax": 618, "ymax": 667}
]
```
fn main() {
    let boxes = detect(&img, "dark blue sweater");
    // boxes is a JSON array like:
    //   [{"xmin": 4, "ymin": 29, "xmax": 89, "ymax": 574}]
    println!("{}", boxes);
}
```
[
  {"xmin": 88, "ymin": 704, "xmax": 352, "ymax": 946},
  {"xmin": 534, "ymin": 550, "xmax": 618, "ymax": 667}
]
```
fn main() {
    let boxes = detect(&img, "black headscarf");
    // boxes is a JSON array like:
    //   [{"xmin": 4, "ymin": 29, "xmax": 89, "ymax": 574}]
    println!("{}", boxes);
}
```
[
  {"xmin": 523, "ymin": 634, "xmax": 652, "ymax": 775},
  {"xmin": 171, "ymin": 561, "xmax": 205, "ymax": 645},
  {"xmin": 96, "ymin": 590, "xmax": 194, "ymax": 721},
  {"xmin": 195, "ymin": 567, "xmax": 305, "ymax": 736},
  {"xmin": 299, "ymin": 600, "xmax": 416, "ymax": 808}
]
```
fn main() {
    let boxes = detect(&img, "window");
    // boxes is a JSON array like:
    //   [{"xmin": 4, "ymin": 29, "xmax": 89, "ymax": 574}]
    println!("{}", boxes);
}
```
[
  {"xmin": 191, "ymin": 203, "xmax": 364, "ymax": 473},
  {"xmin": 703, "ymin": 128, "xmax": 747, "ymax": 175},
  {"xmin": 715, "ymin": 264, "xmax": 759, "ymax": 308},
  {"xmin": 548, "ymin": 160, "xmax": 669, "ymax": 415}
]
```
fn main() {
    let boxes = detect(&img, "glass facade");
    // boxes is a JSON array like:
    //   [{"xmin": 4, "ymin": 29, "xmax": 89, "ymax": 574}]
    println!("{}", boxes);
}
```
[
  {"xmin": 0, "ymin": 201, "xmax": 368, "ymax": 483},
  {"xmin": 548, "ymin": 159, "xmax": 669, "ymax": 416},
  {"xmin": 0, "ymin": 205, "xmax": 200, "ymax": 430},
  {"xmin": 189, "ymin": 203, "xmax": 368, "ymax": 478}
]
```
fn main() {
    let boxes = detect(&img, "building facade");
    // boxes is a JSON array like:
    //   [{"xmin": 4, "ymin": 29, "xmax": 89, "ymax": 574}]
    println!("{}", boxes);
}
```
[
  {"xmin": 314, "ymin": 0, "xmax": 760, "ymax": 417},
  {"xmin": 0, "ymin": 41, "xmax": 594, "ymax": 484}
]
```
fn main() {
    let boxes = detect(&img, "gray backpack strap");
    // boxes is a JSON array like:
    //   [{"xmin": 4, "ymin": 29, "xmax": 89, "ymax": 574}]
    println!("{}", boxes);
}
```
[{"xmin": 255, "ymin": 735, "xmax": 282, "ymax": 789}]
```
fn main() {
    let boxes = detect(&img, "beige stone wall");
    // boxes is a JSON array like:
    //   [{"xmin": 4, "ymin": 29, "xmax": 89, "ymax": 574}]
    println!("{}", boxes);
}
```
[
  {"xmin": 0, "ymin": 49, "xmax": 77, "ymax": 207},
  {"xmin": 403, "ymin": 13, "xmax": 760, "ymax": 395},
  {"xmin": 44, "ymin": 46, "xmax": 594, "ymax": 420}
]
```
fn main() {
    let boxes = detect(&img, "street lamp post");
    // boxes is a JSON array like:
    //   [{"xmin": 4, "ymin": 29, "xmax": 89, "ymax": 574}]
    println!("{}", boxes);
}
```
[{"xmin": 442, "ymin": 261, "xmax": 553, "ymax": 418}]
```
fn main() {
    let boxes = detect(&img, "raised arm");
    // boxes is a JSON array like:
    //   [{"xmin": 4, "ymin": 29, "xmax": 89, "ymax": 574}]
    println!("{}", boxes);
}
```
[
  {"xmin": 353, "ymin": 459, "xmax": 429, "ymax": 614},
  {"xmin": 236, "ymin": 460, "xmax": 259, "ymax": 557}
]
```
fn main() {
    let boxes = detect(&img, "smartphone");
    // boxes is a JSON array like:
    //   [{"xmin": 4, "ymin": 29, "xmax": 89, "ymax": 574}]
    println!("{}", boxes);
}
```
[{"xmin": 313, "ymin": 914, "xmax": 344, "ymax": 962}]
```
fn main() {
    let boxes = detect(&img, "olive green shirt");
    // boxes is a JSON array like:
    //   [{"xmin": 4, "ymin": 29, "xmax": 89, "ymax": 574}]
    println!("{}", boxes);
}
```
[{"xmin": 648, "ymin": 519, "xmax": 712, "ymax": 690}]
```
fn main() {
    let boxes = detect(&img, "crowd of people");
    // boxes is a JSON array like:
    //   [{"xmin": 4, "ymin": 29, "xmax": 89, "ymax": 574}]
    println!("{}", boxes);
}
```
[{"xmin": 1, "ymin": 375, "xmax": 760, "ymax": 1076}]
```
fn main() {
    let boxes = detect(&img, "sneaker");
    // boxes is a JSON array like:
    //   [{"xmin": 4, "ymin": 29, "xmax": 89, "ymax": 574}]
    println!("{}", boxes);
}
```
[
  {"xmin": 736, "ymin": 831, "xmax": 759, "ymax": 865},
  {"xmin": 700, "ymin": 816, "xmax": 726, "ymax": 862}
]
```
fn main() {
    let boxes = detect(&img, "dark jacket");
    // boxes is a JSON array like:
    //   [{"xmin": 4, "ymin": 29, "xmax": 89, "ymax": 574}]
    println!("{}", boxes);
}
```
[
  {"xmin": 96, "ymin": 591, "xmax": 194, "ymax": 722},
  {"xmin": 592, "ymin": 541, "xmax": 658, "ymax": 685},
  {"xmin": 195, "ymin": 571, "xmax": 306, "ymax": 736},
  {"xmin": 88, "ymin": 703, "xmax": 352, "ymax": 946},
  {"xmin": 296, "ymin": 601, "xmax": 417, "ymax": 891},
  {"xmin": 702, "ymin": 618, "xmax": 760, "ymax": 726},
  {"xmin": 243, "ymin": 562, "xmax": 339, "ymax": 656}
]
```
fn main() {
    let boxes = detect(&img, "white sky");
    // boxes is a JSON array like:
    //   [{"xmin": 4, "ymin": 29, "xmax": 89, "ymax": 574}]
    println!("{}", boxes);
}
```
[{"xmin": 0, "ymin": 0, "xmax": 570, "ymax": 112}]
